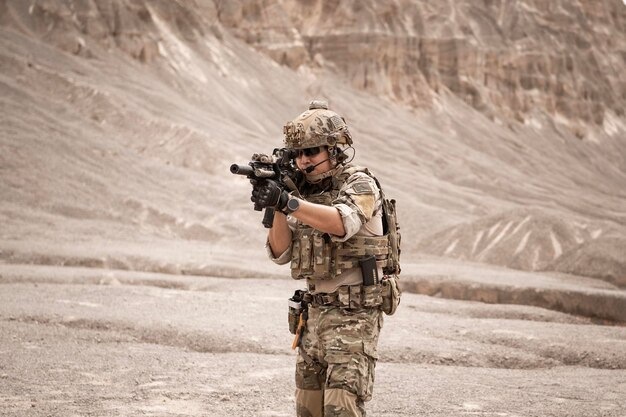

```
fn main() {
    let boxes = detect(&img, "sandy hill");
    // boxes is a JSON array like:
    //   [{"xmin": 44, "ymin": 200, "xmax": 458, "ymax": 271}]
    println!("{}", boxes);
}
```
[{"xmin": 1, "ymin": 0, "xmax": 625, "ymax": 290}]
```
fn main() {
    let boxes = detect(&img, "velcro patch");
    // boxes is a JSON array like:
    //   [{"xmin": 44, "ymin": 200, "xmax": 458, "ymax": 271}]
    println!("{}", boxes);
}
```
[
  {"xmin": 329, "ymin": 115, "xmax": 345, "ymax": 130},
  {"xmin": 350, "ymin": 182, "xmax": 374, "ymax": 195}
]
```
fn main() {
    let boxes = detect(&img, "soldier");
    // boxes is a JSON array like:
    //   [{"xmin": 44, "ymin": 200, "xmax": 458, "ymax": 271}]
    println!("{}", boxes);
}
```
[{"xmin": 250, "ymin": 100, "xmax": 400, "ymax": 417}]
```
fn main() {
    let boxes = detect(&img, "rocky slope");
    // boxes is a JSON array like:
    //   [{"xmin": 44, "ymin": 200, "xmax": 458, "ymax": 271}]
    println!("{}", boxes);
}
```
[
  {"xmin": 0, "ymin": 0, "xmax": 625, "ymax": 287},
  {"xmin": 417, "ymin": 209, "xmax": 626, "ymax": 286}
]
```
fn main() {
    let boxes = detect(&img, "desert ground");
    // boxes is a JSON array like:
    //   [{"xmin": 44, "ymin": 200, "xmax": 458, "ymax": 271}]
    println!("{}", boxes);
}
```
[{"xmin": 2, "ymin": 261, "xmax": 625, "ymax": 416}]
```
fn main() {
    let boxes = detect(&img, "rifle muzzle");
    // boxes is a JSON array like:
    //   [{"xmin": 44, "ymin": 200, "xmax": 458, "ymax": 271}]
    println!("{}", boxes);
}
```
[{"xmin": 230, "ymin": 164, "xmax": 254, "ymax": 176}]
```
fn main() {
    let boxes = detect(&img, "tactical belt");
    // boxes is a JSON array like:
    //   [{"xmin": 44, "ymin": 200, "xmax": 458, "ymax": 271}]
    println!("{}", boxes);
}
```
[{"xmin": 303, "ymin": 284, "xmax": 383, "ymax": 309}]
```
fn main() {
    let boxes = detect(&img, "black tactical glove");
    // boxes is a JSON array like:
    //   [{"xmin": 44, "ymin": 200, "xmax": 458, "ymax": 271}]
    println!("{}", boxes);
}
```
[{"xmin": 250, "ymin": 179, "xmax": 289, "ymax": 211}]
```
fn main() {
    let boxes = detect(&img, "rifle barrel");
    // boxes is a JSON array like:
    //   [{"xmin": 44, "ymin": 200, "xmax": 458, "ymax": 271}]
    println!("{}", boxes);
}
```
[{"xmin": 230, "ymin": 164, "xmax": 254, "ymax": 176}]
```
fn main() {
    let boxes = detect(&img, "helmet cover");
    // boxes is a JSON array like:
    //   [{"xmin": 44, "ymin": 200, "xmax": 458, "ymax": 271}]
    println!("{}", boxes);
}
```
[{"xmin": 283, "ymin": 100, "xmax": 353, "ymax": 149}]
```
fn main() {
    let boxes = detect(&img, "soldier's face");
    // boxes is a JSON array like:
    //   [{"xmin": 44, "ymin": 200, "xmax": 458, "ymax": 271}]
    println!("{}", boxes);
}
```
[{"xmin": 295, "ymin": 146, "xmax": 332, "ymax": 174}]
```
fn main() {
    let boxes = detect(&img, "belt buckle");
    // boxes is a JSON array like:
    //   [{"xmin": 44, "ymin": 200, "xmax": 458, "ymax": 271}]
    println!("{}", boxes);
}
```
[
  {"xmin": 312, "ymin": 293, "xmax": 333, "ymax": 306},
  {"xmin": 313, "ymin": 294, "xmax": 324, "ymax": 305}
]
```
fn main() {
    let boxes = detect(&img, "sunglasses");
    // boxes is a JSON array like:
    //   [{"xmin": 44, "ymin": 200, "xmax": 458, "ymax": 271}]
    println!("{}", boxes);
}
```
[{"xmin": 297, "ymin": 146, "xmax": 323, "ymax": 157}]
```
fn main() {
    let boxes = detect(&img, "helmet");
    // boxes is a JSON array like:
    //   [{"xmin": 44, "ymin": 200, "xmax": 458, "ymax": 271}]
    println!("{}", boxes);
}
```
[{"xmin": 283, "ymin": 100, "xmax": 353, "ymax": 149}]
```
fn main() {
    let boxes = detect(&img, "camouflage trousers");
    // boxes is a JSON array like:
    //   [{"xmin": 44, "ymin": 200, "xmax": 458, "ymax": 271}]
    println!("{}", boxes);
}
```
[{"xmin": 295, "ymin": 305, "xmax": 383, "ymax": 417}]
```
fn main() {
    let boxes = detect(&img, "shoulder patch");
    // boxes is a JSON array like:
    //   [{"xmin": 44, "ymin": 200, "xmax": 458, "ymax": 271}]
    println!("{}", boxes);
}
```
[{"xmin": 350, "ymin": 181, "xmax": 374, "ymax": 194}]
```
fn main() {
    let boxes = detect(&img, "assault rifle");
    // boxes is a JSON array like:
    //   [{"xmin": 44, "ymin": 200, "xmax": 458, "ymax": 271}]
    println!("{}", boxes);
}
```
[{"xmin": 230, "ymin": 148, "xmax": 301, "ymax": 228}]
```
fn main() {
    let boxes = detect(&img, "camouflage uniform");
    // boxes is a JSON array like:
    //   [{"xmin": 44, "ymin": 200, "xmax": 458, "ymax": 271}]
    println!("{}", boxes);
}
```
[
  {"xmin": 296, "ymin": 302, "xmax": 382, "ymax": 417},
  {"xmin": 268, "ymin": 163, "xmax": 385, "ymax": 417},
  {"xmin": 261, "ymin": 100, "xmax": 400, "ymax": 416}
]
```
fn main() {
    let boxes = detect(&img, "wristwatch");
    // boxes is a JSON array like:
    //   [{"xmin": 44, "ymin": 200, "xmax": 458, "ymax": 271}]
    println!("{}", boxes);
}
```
[{"xmin": 284, "ymin": 197, "xmax": 300, "ymax": 214}]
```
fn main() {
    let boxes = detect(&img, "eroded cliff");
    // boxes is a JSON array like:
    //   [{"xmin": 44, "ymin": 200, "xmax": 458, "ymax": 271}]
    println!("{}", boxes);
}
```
[{"xmin": 217, "ymin": 0, "xmax": 626, "ymax": 133}]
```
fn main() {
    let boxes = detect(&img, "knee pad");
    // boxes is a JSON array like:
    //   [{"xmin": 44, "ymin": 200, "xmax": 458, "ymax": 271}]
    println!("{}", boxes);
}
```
[
  {"xmin": 295, "ymin": 388, "xmax": 323, "ymax": 417},
  {"xmin": 324, "ymin": 388, "xmax": 364, "ymax": 417}
]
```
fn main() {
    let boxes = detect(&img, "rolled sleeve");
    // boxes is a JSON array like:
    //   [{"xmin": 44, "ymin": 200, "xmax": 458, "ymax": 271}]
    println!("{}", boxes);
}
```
[
  {"xmin": 265, "ymin": 238, "xmax": 292, "ymax": 265},
  {"xmin": 331, "ymin": 203, "xmax": 364, "ymax": 242}
]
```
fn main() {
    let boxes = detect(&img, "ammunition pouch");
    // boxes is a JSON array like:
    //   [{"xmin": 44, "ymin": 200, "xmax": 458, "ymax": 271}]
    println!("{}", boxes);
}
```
[
  {"xmin": 290, "ymin": 228, "xmax": 389, "ymax": 280},
  {"xmin": 380, "ymin": 275, "xmax": 401, "ymax": 315}
]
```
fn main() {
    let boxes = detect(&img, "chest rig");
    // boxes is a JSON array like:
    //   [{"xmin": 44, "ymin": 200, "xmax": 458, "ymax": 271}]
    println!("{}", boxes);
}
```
[{"xmin": 290, "ymin": 165, "xmax": 401, "ymax": 281}]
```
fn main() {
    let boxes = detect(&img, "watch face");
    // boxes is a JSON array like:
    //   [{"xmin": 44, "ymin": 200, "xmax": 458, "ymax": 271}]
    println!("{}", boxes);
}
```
[{"xmin": 287, "ymin": 198, "xmax": 299, "ymax": 212}]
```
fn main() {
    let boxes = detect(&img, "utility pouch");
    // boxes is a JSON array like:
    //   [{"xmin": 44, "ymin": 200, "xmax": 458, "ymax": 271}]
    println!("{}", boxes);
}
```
[
  {"xmin": 381, "ymin": 275, "xmax": 401, "ymax": 315},
  {"xmin": 290, "ymin": 229, "xmax": 333, "ymax": 280},
  {"xmin": 359, "ymin": 255, "xmax": 379, "ymax": 286},
  {"xmin": 361, "ymin": 284, "xmax": 383, "ymax": 308},
  {"xmin": 288, "ymin": 290, "xmax": 305, "ymax": 334}
]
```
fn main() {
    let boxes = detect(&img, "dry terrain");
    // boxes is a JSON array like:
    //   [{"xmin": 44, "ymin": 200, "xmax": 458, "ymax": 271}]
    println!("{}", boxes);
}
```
[
  {"xmin": 1, "ymin": 1, "xmax": 625, "ymax": 416},
  {"xmin": 2, "ymin": 265, "xmax": 625, "ymax": 416}
]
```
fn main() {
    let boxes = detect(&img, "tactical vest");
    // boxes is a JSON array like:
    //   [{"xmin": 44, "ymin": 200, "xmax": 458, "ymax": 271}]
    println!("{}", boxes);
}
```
[{"xmin": 290, "ymin": 165, "xmax": 401, "ymax": 281}]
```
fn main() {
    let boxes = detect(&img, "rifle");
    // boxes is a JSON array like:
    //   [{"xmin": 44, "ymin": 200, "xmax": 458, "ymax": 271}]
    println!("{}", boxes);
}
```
[{"xmin": 230, "ymin": 148, "xmax": 301, "ymax": 228}]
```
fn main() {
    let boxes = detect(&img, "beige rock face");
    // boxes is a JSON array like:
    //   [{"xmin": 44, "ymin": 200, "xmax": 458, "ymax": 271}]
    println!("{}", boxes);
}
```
[
  {"xmin": 6, "ymin": 0, "xmax": 623, "ymax": 129},
  {"xmin": 216, "ymin": 0, "xmax": 626, "ymax": 130}
]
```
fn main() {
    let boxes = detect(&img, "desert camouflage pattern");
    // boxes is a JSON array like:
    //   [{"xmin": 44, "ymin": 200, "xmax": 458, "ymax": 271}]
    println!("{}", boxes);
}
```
[
  {"xmin": 296, "ymin": 305, "xmax": 382, "ymax": 417},
  {"xmin": 380, "ymin": 275, "xmax": 401, "ymax": 315},
  {"xmin": 290, "ymin": 165, "xmax": 396, "ymax": 281},
  {"xmin": 283, "ymin": 100, "xmax": 353, "ymax": 150},
  {"xmin": 290, "ymin": 230, "xmax": 389, "ymax": 280}
]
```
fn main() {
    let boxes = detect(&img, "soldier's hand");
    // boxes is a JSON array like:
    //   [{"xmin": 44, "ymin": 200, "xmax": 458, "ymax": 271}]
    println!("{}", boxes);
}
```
[
  {"xmin": 250, "ymin": 179, "xmax": 265, "ymax": 207},
  {"xmin": 251, "ymin": 179, "xmax": 289, "ymax": 211}
]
